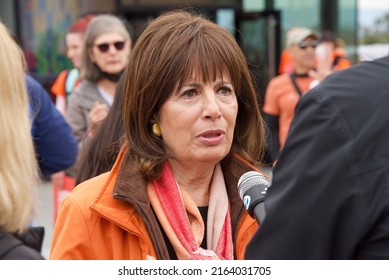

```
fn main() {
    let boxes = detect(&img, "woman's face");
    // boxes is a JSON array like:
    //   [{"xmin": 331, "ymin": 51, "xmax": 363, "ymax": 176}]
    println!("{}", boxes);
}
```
[
  {"xmin": 89, "ymin": 31, "xmax": 130, "ymax": 74},
  {"xmin": 66, "ymin": 32, "xmax": 84, "ymax": 68},
  {"xmin": 158, "ymin": 73, "xmax": 238, "ymax": 167}
]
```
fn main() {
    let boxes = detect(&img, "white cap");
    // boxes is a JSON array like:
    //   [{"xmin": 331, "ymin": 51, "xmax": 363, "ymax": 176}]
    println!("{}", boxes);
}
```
[{"xmin": 286, "ymin": 27, "xmax": 319, "ymax": 47}]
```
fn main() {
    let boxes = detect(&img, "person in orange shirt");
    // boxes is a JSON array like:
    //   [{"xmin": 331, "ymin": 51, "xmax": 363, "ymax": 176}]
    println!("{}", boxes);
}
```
[
  {"xmin": 278, "ymin": 30, "xmax": 352, "ymax": 76},
  {"xmin": 263, "ymin": 27, "xmax": 320, "ymax": 163},
  {"xmin": 278, "ymin": 48, "xmax": 294, "ymax": 75}
]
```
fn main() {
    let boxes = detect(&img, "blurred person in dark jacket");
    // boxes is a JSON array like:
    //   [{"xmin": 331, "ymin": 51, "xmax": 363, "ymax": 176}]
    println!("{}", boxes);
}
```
[
  {"xmin": 245, "ymin": 56, "xmax": 389, "ymax": 260},
  {"xmin": 8, "ymin": 24, "xmax": 78, "ymax": 179},
  {"xmin": 27, "ymin": 74, "xmax": 78, "ymax": 179}
]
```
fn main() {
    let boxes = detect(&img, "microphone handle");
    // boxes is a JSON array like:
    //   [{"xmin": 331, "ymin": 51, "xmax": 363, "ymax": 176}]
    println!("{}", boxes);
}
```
[
  {"xmin": 243, "ymin": 187, "xmax": 266, "ymax": 224},
  {"xmin": 252, "ymin": 202, "xmax": 266, "ymax": 225}
]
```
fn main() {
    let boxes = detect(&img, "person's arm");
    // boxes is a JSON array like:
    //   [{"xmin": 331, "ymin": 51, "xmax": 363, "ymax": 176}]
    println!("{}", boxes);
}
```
[
  {"xmin": 262, "ymin": 112, "xmax": 280, "ymax": 163},
  {"xmin": 26, "ymin": 75, "xmax": 78, "ymax": 178},
  {"xmin": 49, "ymin": 196, "xmax": 93, "ymax": 259},
  {"xmin": 51, "ymin": 70, "xmax": 68, "ymax": 117},
  {"xmin": 55, "ymin": 95, "xmax": 67, "ymax": 117},
  {"xmin": 65, "ymin": 89, "xmax": 89, "ymax": 144},
  {"xmin": 262, "ymin": 79, "xmax": 281, "ymax": 164}
]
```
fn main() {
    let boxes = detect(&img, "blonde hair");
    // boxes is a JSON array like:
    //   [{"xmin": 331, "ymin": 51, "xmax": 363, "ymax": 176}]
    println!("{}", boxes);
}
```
[{"xmin": 0, "ymin": 22, "xmax": 39, "ymax": 234}]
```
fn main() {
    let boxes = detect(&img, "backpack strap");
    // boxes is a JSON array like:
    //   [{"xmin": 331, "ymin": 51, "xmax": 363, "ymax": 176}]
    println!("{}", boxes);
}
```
[
  {"xmin": 289, "ymin": 73, "xmax": 303, "ymax": 96},
  {"xmin": 332, "ymin": 55, "xmax": 342, "ymax": 68},
  {"xmin": 65, "ymin": 68, "xmax": 80, "ymax": 96}
]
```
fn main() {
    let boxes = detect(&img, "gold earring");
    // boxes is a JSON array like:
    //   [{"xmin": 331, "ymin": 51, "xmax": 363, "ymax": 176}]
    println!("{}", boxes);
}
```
[{"xmin": 152, "ymin": 123, "xmax": 161, "ymax": 137}]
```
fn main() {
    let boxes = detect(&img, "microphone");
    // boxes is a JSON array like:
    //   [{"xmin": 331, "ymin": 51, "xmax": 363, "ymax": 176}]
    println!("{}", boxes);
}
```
[{"xmin": 237, "ymin": 171, "xmax": 270, "ymax": 224}]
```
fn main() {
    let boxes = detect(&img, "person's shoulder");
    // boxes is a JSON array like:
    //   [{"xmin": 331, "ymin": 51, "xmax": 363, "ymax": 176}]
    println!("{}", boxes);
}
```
[
  {"xmin": 324, "ymin": 55, "xmax": 389, "ymax": 88},
  {"xmin": 2, "ymin": 244, "xmax": 44, "ymax": 260},
  {"xmin": 71, "ymin": 80, "xmax": 99, "ymax": 99},
  {"xmin": 55, "ymin": 70, "xmax": 69, "ymax": 82},
  {"xmin": 51, "ymin": 70, "xmax": 69, "ymax": 96},
  {"xmin": 25, "ymin": 74, "xmax": 38, "ymax": 85},
  {"xmin": 346, "ymin": 55, "xmax": 389, "ymax": 73},
  {"xmin": 69, "ymin": 172, "xmax": 112, "ymax": 205},
  {"xmin": 25, "ymin": 74, "xmax": 44, "ymax": 93},
  {"xmin": 75, "ymin": 79, "xmax": 97, "ymax": 91},
  {"xmin": 0, "ymin": 230, "xmax": 44, "ymax": 260},
  {"xmin": 363, "ymin": 55, "xmax": 389, "ymax": 72},
  {"xmin": 25, "ymin": 74, "xmax": 51, "ymax": 109},
  {"xmin": 269, "ymin": 73, "xmax": 290, "ymax": 84},
  {"xmin": 302, "ymin": 56, "xmax": 389, "ymax": 117}
]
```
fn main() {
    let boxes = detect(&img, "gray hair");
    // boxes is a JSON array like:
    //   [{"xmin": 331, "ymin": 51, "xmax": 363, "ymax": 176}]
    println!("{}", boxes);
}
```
[{"xmin": 80, "ymin": 14, "xmax": 131, "ymax": 82}]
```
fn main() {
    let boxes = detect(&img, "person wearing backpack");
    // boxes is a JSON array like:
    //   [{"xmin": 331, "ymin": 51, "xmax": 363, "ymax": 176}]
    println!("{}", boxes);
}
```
[{"xmin": 51, "ymin": 14, "xmax": 95, "ymax": 116}]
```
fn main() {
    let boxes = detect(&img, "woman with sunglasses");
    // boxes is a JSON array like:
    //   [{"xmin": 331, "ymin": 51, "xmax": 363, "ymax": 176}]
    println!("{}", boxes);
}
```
[{"xmin": 66, "ymin": 14, "xmax": 131, "ymax": 156}]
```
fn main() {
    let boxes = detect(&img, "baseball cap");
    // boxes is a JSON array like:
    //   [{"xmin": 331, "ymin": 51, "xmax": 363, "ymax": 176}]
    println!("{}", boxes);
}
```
[{"xmin": 286, "ymin": 27, "xmax": 319, "ymax": 47}]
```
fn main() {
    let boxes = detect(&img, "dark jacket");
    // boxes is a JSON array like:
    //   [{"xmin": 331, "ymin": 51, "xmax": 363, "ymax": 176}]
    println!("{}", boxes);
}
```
[
  {"xmin": 26, "ymin": 75, "xmax": 78, "ymax": 178},
  {"xmin": 245, "ymin": 56, "xmax": 389, "ymax": 259},
  {"xmin": 0, "ymin": 227, "xmax": 45, "ymax": 260}
]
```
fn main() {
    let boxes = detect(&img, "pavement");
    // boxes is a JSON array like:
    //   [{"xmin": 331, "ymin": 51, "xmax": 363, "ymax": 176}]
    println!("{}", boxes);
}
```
[{"xmin": 35, "ymin": 180, "xmax": 54, "ymax": 259}]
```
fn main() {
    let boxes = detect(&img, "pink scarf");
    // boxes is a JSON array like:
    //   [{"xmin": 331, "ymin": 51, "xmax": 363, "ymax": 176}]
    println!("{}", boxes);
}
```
[{"xmin": 147, "ymin": 161, "xmax": 233, "ymax": 260}]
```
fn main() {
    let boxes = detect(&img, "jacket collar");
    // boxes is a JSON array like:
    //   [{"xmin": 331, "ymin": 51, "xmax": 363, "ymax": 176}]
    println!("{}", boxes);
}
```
[{"xmin": 92, "ymin": 147, "xmax": 262, "ymax": 259}]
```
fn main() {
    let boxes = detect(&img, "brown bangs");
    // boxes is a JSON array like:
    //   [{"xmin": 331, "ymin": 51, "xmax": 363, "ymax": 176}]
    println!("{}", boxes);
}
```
[{"xmin": 171, "ymin": 24, "xmax": 244, "ymax": 94}]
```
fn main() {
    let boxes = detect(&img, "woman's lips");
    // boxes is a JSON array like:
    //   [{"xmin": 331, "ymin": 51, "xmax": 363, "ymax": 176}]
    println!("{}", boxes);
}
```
[{"xmin": 197, "ymin": 130, "xmax": 225, "ymax": 145}]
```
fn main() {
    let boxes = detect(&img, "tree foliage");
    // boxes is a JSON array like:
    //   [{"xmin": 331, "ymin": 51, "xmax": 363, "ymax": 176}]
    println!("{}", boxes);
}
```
[{"xmin": 360, "ymin": 13, "xmax": 389, "ymax": 44}]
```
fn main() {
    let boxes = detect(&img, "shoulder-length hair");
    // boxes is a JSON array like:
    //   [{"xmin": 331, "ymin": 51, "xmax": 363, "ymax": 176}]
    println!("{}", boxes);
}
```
[
  {"xmin": 0, "ymin": 22, "xmax": 39, "ymax": 233},
  {"xmin": 123, "ymin": 9, "xmax": 266, "ymax": 180},
  {"xmin": 80, "ymin": 14, "xmax": 131, "ymax": 82}
]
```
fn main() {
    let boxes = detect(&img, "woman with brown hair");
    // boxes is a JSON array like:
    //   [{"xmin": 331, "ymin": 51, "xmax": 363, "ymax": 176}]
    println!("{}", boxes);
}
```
[{"xmin": 50, "ymin": 9, "xmax": 268, "ymax": 260}]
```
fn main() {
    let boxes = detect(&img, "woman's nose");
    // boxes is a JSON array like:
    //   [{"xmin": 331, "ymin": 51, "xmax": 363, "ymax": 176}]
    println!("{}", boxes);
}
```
[{"xmin": 202, "ymin": 91, "xmax": 221, "ymax": 120}]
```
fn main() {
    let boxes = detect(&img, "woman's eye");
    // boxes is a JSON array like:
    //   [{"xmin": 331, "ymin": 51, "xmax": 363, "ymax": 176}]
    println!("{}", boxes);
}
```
[
  {"xmin": 182, "ymin": 88, "xmax": 198, "ymax": 98},
  {"xmin": 218, "ymin": 86, "xmax": 233, "ymax": 95}
]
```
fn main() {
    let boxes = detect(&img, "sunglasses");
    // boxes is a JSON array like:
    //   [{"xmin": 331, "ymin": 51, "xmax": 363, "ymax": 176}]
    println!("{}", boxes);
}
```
[
  {"xmin": 298, "ymin": 40, "xmax": 320, "ymax": 50},
  {"xmin": 95, "ymin": 41, "xmax": 126, "ymax": 53}
]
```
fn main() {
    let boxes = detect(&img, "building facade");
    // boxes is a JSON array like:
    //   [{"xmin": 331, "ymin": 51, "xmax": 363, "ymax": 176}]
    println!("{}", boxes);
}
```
[{"xmin": 0, "ymin": 0, "xmax": 357, "ymax": 102}]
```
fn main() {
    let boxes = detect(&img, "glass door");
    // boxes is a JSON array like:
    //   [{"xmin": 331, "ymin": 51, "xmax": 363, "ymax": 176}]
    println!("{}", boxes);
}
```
[{"xmin": 236, "ymin": 11, "xmax": 281, "ymax": 107}]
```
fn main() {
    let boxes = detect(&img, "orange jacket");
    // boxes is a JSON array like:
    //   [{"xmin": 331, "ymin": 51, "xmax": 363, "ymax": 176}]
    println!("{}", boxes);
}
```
[
  {"xmin": 51, "ymin": 70, "xmax": 68, "ymax": 97},
  {"xmin": 50, "ymin": 151, "xmax": 261, "ymax": 260},
  {"xmin": 51, "ymin": 69, "xmax": 80, "ymax": 97},
  {"xmin": 331, "ymin": 51, "xmax": 352, "ymax": 71}
]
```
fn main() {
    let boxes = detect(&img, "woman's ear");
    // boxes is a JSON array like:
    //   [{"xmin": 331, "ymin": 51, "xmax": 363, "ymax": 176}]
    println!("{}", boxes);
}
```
[{"xmin": 151, "ymin": 112, "xmax": 160, "ymax": 123}]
